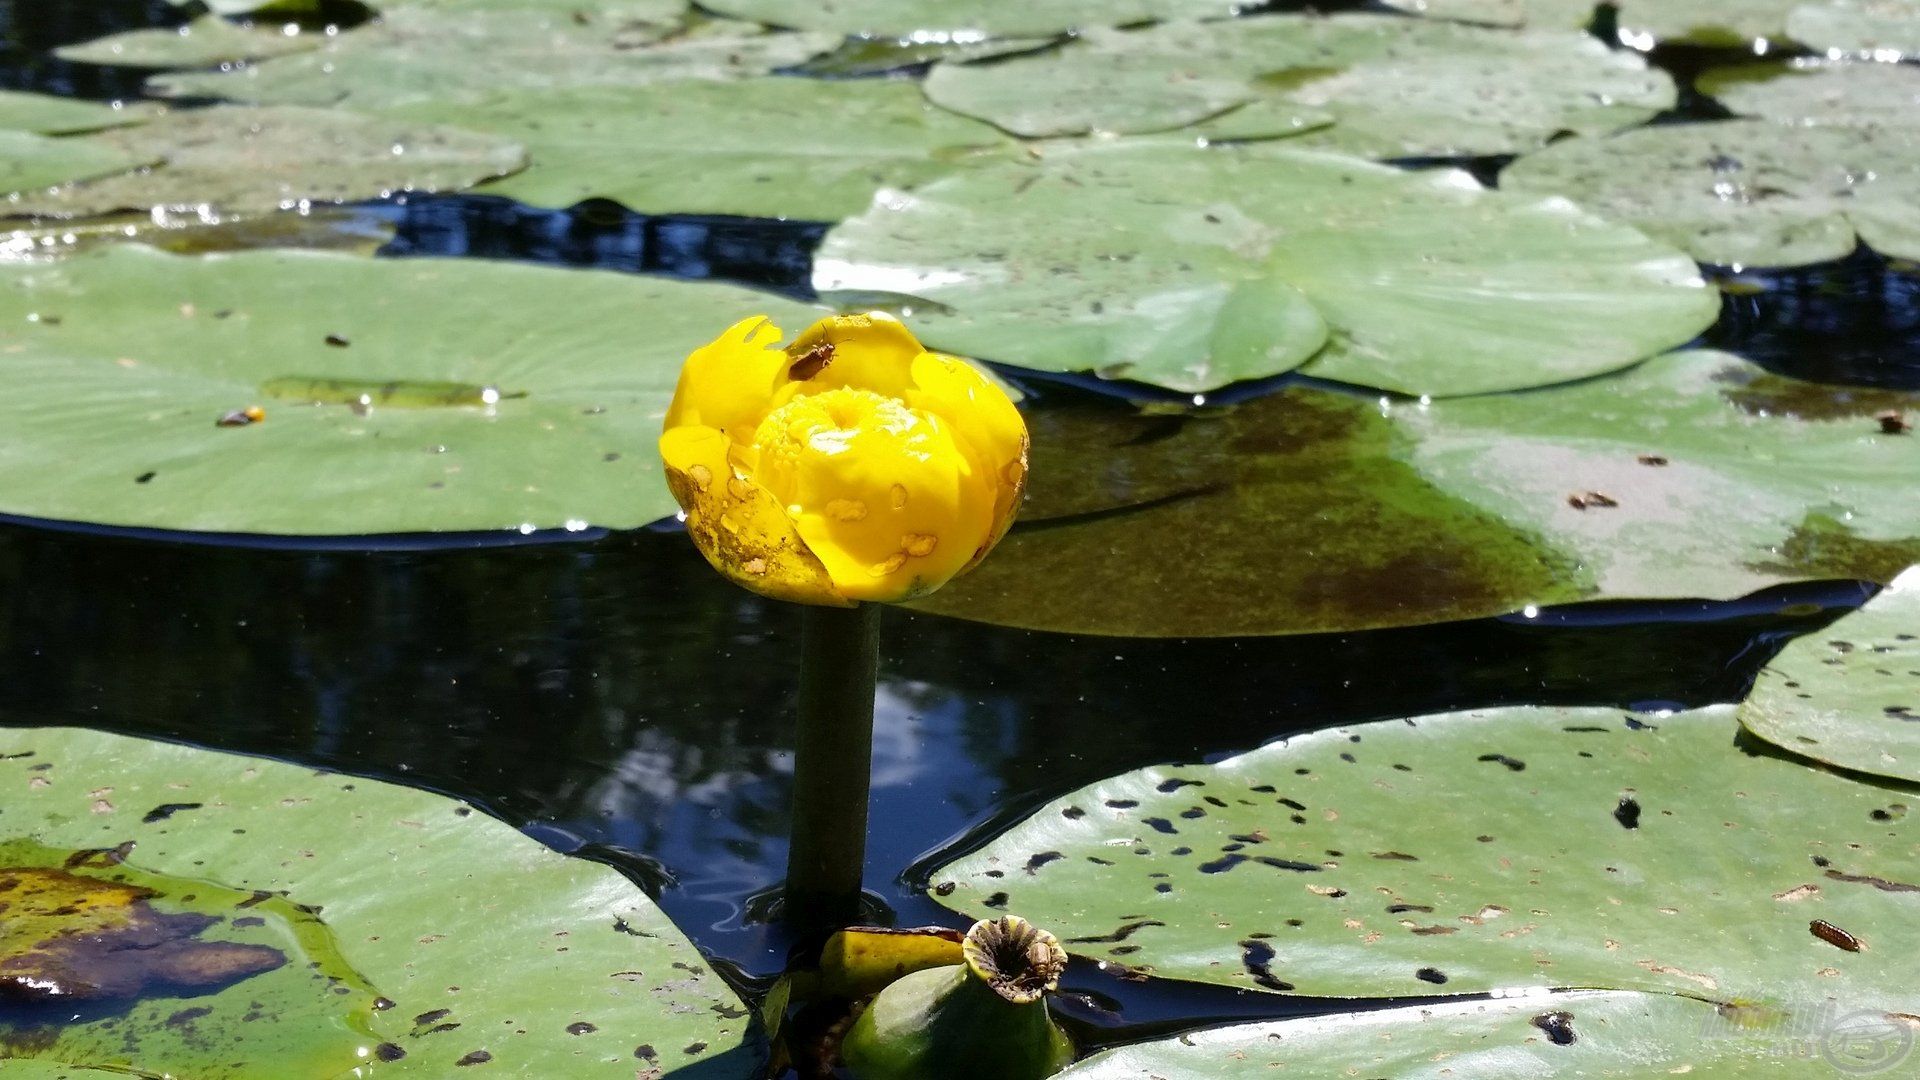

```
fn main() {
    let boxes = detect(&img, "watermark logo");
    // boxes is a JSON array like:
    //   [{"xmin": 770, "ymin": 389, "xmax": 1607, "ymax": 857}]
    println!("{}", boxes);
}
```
[{"xmin": 1699, "ymin": 999, "xmax": 1914, "ymax": 1075}]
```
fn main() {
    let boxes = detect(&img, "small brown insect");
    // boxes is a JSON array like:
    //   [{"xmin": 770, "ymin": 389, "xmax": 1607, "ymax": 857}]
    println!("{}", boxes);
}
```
[
  {"xmin": 1810, "ymin": 918, "xmax": 1862, "ymax": 952},
  {"xmin": 216, "ymin": 405, "xmax": 266, "ymax": 427},
  {"xmin": 788, "ymin": 342, "xmax": 835, "ymax": 381},
  {"xmin": 1637, "ymin": 454, "xmax": 1669, "ymax": 466},
  {"xmin": 1877, "ymin": 410, "xmax": 1911, "ymax": 435},
  {"xmin": 1567, "ymin": 491, "xmax": 1619, "ymax": 510}
]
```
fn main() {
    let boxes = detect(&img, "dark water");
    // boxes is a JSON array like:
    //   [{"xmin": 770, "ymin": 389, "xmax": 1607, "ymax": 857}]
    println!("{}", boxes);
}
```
[{"xmin": 1, "ymin": 0, "xmax": 1916, "ymax": 1059}]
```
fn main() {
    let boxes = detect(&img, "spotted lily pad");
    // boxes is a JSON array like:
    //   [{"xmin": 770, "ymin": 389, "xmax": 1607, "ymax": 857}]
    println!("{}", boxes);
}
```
[
  {"xmin": 54, "ymin": 15, "xmax": 323, "ymax": 69},
  {"xmin": 150, "ymin": 10, "xmax": 833, "ymax": 110},
  {"xmin": 816, "ymin": 139, "xmax": 1715, "ymax": 395},
  {"xmin": 388, "ymin": 78, "xmax": 1014, "ymax": 220},
  {"xmin": 0, "ymin": 725, "xmax": 758, "ymax": 1075},
  {"xmin": 1787, "ymin": 0, "xmax": 1920, "ymax": 54},
  {"xmin": 0, "ymin": 90, "xmax": 149, "ymax": 135},
  {"xmin": 915, "ymin": 351, "xmax": 1920, "ymax": 637},
  {"xmin": 1741, "ymin": 567, "xmax": 1920, "ymax": 783},
  {"xmin": 1700, "ymin": 59, "xmax": 1920, "ymax": 126},
  {"xmin": 0, "ymin": 244, "xmax": 823, "ymax": 536},
  {"xmin": 695, "ymin": 0, "xmax": 1241, "ymax": 37},
  {"xmin": 0, "ymin": 132, "xmax": 152, "ymax": 200},
  {"xmin": 2, "ymin": 105, "xmax": 525, "ymax": 219},
  {"xmin": 924, "ymin": 15, "xmax": 1673, "ymax": 157},
  {"xmin": 931, "ymin": 702, "xmax": 1920, "ymax": 1016},
  {"xmin": 1504, "ymin": 119, "xmax": 1920, "ymax": 267},
  {"xmin": 1056, "ymin": 991, "xmax": 1888, "ymax": 1078}
]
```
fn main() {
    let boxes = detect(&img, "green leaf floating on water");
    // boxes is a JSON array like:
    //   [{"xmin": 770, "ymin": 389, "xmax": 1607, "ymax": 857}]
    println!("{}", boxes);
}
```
[
  {"xmin": 1700, "ymin": 59, "xmax": 1920, "ymax": 127},
  {"xmin": 0, "ymin": 245, "xmax": 824, "ymax": 536},
  {"xmin": 55, "ymin": 15, "xmax": 323, "ymax": 69},
  {"xmin": 151, "ymin": 9, "xmax": 835, "ymax": 110},
  {"xmin": 2, "ymin": 105, "xmax": 525, "ymax": 220},
  {"xmin": 930, "ymin": 703, "xmax": 1920, "ymax": 1017},
  {"xmin": 0, "ymin": 132, "xmax": 153, "ymax": 201},
  {"xmin": 1503, "ymin": 118, "xmax": 1920, "ymax": 268},
  {"xmin": 1741, "ymin": 567, "xmax": 1920, "ymax": 784},
  {"xmin": 923, "ymin": 14, "xmax": 1673, "ymax": 157},
  {"xmin": 1787, "ymin": 0, "xmax": 1920, "ymax": 55},
  {"xmin": 1385, "ymin": 0, "xmax": 1807, "ymax": 45},
  {"xmin": 1055, "ymin": 991, "xmax": 1884, "ymax": 1078},
  {"xmin": 0, "ymin": 725, "xmax": 758, "ymax": 1076},
  {"xmin": 386, "ymin": 79, "xmax": 1015, "ymax": 220},
  {"xmin": 914, "ymin": 351, "xmax": 1920, "ymax": 638},
  {"xmin": 816, "ymin": 139, "xmax": 1716, "ymax": 396},
  {"xmin": 696, "ymin": 0, "xmax": 1240, "ymax": 37},
  {"xmin": 0, "ymin": 90, "xmax": 150, "ymax": 135}
]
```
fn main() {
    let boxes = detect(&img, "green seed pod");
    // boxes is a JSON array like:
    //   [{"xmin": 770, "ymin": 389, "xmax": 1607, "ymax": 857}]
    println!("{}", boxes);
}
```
[{"xmin": 841, "ymin": 915, "xmax": 1075, "ymax": 1080}]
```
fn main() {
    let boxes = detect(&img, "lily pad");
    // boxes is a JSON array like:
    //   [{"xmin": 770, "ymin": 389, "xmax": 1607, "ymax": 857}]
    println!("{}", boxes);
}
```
[
  {"xmin": 0, "ymin": 90, "xmax": 149, "ymax": 135},
  {"xmin": 1387, "ymin": 0, "xmax": 1803, "ymax": 45},
  {"xmin": 1504, "ymin": 119, "xmax": 1920, "ymax": 268},
  {"xmin": 923, "ymin": 15, "xmax": 1674, "ymax": 157},
  {"xmin": 915, "ymin": 351, "xmax": 1920, "ymax": 637},
  {"xmin": 1787, "ymin": 0, "xmax": 1920, "ymax": 55},
  {"xmin": 54, "ymin": 15, "xmax": 323, "ymax": 69},
  {"xmin": 2, "ymin": 206, "xmax": 396, "ymax": 262},
  {"xmin": 388, "ymin": 78, "xmax": 1014, "ymax": 220},
  {"xmin": 0, "ymin": 244, "xmax": 824, "ymax": 536},
  {"xmin": 1057, "ymin": 991, "xmax": 1886, "ymax": 1078},
  {"xmin": 1741, "ymin": 567, "xmax": 1920, "ymax": 783},
  {"xmin": 931, "ymin": 702, "xmax": 1920, "ymax": 1015},
  {"xmin": 1701, "ymin": 59, "xmax": 1920, "ymax": 126},
  {"xmin": 0, "ymin": 725, "xmax": 758, "ymax": 1075},
  {"xmin": 0, "ymin": 131, "xmax": 151, "ymax": 200},
  {"xmin": 815, "ymin": 139, "xmax": 1715, "ymax": 395},
  {"xmin": 695, "ymin": 0, "xmax": 1241, "ymax": 37},
  {"xmin": 150, "ymin": 11, "xmax": 835, "ymax": 110},
  {"xmin": 2, "ymin": 105, "xmax": 525, "ymax": 219}
]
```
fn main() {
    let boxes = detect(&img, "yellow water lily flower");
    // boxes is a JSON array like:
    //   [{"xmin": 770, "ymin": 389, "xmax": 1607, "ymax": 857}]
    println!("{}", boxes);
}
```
[{"xmin": 660, "ymin": 312, "xmax": 1028, "ymax": 606}]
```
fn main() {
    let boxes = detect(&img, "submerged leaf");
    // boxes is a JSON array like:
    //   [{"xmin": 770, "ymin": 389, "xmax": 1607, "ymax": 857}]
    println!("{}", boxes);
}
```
[
  {"xmin": 931, "ymin": 703, "xmax": 1920, "ymax": 1014},
  {"xmin": 816, "ymin": 139, "xmax": 1715, "ymax": 395},
  {"xmin": 917, "ymin": 351, "xmax": 1920, "ymax": 637},
  {"xmin": 0, "ymin": 245, "xmax": 824, "ymax": 536},
  {"xmin": 1741, "ymin": 566, "xmax": 1920, "ymax": 782}
]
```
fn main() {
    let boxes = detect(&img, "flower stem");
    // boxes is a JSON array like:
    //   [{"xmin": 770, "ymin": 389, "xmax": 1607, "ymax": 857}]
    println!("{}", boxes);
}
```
[{"xmin": 785, "ymin": 602, "xmax": 881, "ymax": 935}]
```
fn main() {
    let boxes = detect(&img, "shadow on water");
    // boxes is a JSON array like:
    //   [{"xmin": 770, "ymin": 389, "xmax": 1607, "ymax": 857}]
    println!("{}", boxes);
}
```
[{"xmin": 0, "ymin": 508, "xmax": 1872, "ymax": 1032}]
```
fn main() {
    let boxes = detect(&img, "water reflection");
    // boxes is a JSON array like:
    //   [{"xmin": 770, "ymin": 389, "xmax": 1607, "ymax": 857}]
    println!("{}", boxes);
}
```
[{"xmin": 0, "ymin": 511, "xmax": 1868, "ymax": 1029}]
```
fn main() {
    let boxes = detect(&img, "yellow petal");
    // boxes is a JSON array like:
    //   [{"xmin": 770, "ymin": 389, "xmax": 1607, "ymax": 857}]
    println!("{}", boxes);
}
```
[
  {"xmin": 747, "ymin": 387, "xmax": 994, "ymax": 603},
  {"xmin": 659, "ymin": 424, "xmax": 848, "ymax": 607},
  {"xmin": 771, "ymin": 312, "xmax": 922, "ymax": 406},
  {"xmin": 662, "ymin": 316, "xmax": 789, "ymax": 437},
  {"xmin": 906, "ymin": 352, "xmax": 1029, "ymax": 572}
]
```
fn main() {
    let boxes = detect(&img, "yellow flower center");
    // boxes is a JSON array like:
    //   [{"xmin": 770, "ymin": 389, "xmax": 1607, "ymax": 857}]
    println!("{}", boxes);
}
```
[{"xmin": 750, "ymin": 387, "xmax": 926, "ymax": 510}]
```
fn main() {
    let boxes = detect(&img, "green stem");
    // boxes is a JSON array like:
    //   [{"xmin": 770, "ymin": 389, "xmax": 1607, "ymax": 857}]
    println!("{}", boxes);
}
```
[{"xmin": 785, "ymin": 602, "xmax": 882, "ymax": 935}]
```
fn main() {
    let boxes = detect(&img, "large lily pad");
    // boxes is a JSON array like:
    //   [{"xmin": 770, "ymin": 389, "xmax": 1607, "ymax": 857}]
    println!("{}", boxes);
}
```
[
  {"xmin": 0, "ymin": 245, "xmax": 823, "ymax": 536},
  {"xmin": 1058, "ymin": 991, "xmax": 1898, "ymax": 1078},
  {"xmin": 915, "ymin": 351, "xmax": 1920, "ymax": 637},
  {"xmin": 923, "ymin": 15, "xmax": 1674, "ymax": 157},
  {"xmin": 815, "ymin": 139, "xmax": 1715, "ymax": 395},
  {"xmin": 1503, "ymin": 119, "xmax": 1920, "ymax": 268},
  {"xmin": 0, "ymin": 90, "xmax": 149, "ymax": 135},
  {"xmin": 1741, "ymin": 567, "xmax": 1920, "ymax": 783},
  {"xmin": 389, "ymin": 78, "xmax": 1014, "ymax": 220},
  {"xmin": 3, "ymin": 105, "xmax": 525, "ymax": 220},
  {"xmin": 1700, "ymin": 59, "xmax": 1920, "ymax": 127},
  {"xmin": 931, "ymin": 703, "xmax": 1920, "ymax": 1016},
  {"xmin": 695, "ymin": 0, "xmax": 1240, "ymax": 37},
  {"xmin": 0, "ymin": 132, "xmax": 151, "ymax": 200},
  {"xmin": 1787, "ymin": 0, "xmax": 1920, "ymax": 54},
  {"xmin": 1387, "ymin": 0, "xmax": 1804, "ymax": 45},
  {"xmin": 54, "ymin": 15, "xmax": 323, "ymax": 69},
  {"xmin": 150, "ymin": 10, "xmax": 835, "ymax": 110},
  {"xmin": 0, "ymin": 725, "xmax": 758, "ymax": 1075}
]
